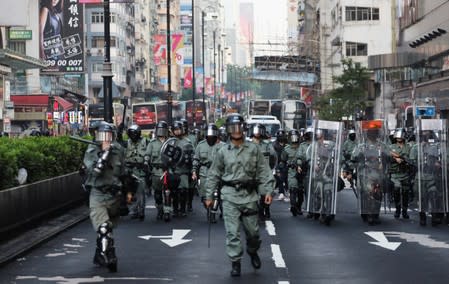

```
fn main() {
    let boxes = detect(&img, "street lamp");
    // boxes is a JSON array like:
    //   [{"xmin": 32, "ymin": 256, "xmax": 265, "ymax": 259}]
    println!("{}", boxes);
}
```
[{"xmin": 102, "ymin": 0, "xmax": 113, "ymax": 123}]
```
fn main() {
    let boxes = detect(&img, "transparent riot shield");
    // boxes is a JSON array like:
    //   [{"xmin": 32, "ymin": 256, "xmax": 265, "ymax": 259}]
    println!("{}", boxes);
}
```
[
  {"xmin": 416, "ymin": 119, "xmax": 448, "ymax": 215},
  {"xmin": 354, "ymin": 120, "xmax": 389, "ymax": 216},
  {"xmin": 306, "ymin": 120, "xmax": 343, "ymax": 219}
]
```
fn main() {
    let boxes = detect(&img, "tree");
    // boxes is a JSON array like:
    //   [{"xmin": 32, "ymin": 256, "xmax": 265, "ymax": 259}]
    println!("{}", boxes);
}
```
[{"xmin": 315, "ymin": 58, "xmax": 370, "ymax": 121}]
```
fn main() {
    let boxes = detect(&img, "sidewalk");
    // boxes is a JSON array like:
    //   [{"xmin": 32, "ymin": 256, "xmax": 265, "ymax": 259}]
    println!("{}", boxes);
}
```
[{"xmin": 0, "ymin": 205, "xmax": 89, "ymax": 266}]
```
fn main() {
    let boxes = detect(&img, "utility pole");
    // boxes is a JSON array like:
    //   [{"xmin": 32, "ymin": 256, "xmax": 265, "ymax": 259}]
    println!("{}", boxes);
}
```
[
  {"xmin": 102, "ymin": 0, "xmax": 113, "ymax": 123},
  {"xmin": 191, "ymin": 0, "xmax": 196, "ymax": 127}
]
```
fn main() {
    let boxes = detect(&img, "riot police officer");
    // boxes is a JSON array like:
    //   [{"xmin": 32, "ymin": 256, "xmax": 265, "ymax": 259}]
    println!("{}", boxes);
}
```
[
  {"xmin": 205, "ymin": 113, "xmax": 275, "ymax": 277},
  {"xmin": 124, "ymin": 124, "xmax": 149, "ymax": 220},
  {"xmin": 81, "ymin": 121, "xmax": 125, "ymax": 272},
  {"xmin": 273, "ymin": 129, "xmax": 288, "ymax": 201},
  {"xmin": 248, "ymin": 123, "xmax": 277, "ymax": 220},
  {"xmin": 389, "ymin": 128, "xmax": 412, "ymax": 219},
  {"xmin": 192, "ymin": 123, "xmax": 223, "ymax": 223},
  {"xmin": 172, "ymin": 120, "xmax": 194, "ymax": 216},
  {"xmin": 285, "ymin": 129, "xmax": 303, "ymax": 216},
  {"xmin": 297, "ymin": 127, "xmax": 313, "ymax": 218},
  {"xmin": 342, "ymin": 129, "xmax": 357, "ymax": 187},
  {"xmin": 146, "ymin": 121, "xmax": 170, "ymax": 221}
]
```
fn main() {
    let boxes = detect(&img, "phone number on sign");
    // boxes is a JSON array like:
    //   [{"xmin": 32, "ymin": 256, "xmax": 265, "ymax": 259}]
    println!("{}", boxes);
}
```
[{"xmin": 46, "ymin": 59, "xmax": 83, "ymax": 67}]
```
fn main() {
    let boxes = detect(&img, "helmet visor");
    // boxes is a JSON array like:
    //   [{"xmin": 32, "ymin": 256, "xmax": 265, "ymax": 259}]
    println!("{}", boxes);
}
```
[
  {"xmin": 226, "ymin": 123, "xmax": 244, "ymax": 134},
  {"xmin": 290, "ymin": 134, "xmax": 299, "ymax": 143},
  {"xmin": 95, "ymin": 131, "xmax": 113, "ymax": 143},
  {"xmin": 156, "ymin": 127, "xmax": 168, "ymax": 137}
]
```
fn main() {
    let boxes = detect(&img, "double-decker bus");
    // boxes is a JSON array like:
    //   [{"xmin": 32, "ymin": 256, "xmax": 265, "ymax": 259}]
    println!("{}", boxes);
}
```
[
  {"xmin": 247, "ymin": 99, "xmax": 310, "ymax": 130},
  {"xmin": 87, "ymin": 103, "xmax": 126, "ymax": 128},
  {"xmin": 184, "ymin": 99, "xmax": 210, "ymax": 128}
]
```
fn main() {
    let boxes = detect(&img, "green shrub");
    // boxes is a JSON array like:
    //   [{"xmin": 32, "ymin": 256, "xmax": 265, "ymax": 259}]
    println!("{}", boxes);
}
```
[{"xmin": 0, "ymin": 136, "xmax": 87, "ymax": 190}]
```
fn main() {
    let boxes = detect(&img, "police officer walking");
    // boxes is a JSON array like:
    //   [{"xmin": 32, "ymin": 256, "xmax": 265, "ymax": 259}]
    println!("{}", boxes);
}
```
[
  {"xmin": 192, "ymin": 123, "xmax": 223, "ymax": 223},
  {"xmin": 81, "ymin": 121, "xmax": 125, "ymax": 272},
  {"xmin": 146, "ymin": 121, "xmax": 170, "ymax": 221},
  {"xmin": 389, "ymin": 128, "xmax": 412, "ymax": 219},
  {"xmin": 124, "ymin": 124, "xmax": 149, "ymax": 220},
  {"xmin": 284, "ymin": 129, "xmax": 303, "ymax": 216},
  {"xmin": 205, "ymin": 113, "xmax": 275, "ymax": 277}
]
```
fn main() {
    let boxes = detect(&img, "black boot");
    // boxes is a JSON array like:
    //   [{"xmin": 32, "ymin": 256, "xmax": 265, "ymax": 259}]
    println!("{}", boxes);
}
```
[
  {"xmin": 248, "ymin": 252, "xmax": 261, "ymax": 269},
  {"xmin": 394, "ymin": 207, "xmax": 401, "ymax": 218},
  {"xmin": 402, "ymin": 208, "xmax": 409, "ymax": 219},
  {"xmin": 230, "ymin": 261, "xmax": 241, "ymax": 277},
  {"xmin": 419, "ymin": 212, "xmax": 426, "ymax": 226},
  {"xmin": 367, "ymin": 214, "xmax": 375, "ymax": 226},
  {"xmin": 290, "ymin": 206, "xmax": 298, "ymax": 217},
  {"xmin": 264, "ymin": 206, "xmax": 271, "ymax": 219}
]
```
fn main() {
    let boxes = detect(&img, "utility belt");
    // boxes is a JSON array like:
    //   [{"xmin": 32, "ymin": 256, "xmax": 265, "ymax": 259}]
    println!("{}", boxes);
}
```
[
  {"xmin": 201, "ymin": 161, "xmax": 212, "ymax": 168},
  {"xmin": 152, "ymin": 163, "xmax": 164, "ymax": 170},
  {"xmin": 88, "ymin": 184, "xmax": 121, "ymax": 195},
  {"xmin": 125, "ymin": 162, "xmax": 146, "ymax": 170},
  {"xmin": 221, "ymin": 180, "xmax": 257, "ymax": 192}
]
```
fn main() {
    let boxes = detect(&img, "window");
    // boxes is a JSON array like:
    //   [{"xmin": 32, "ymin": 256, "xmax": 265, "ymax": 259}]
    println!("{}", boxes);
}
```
[
  {"xmin": 345, "ymin": 6, "xmax": 379, "ymax": 21},
  {"xmin": 92, "ymin": 36, "xmax": 117, "ymax": 48},
  {"xmin": 346, "ymin": 42, "xmax": 367, "ymax": 56},
  {"xmin": 8, "ymin": 41, "xmax": 26, "ymax": 54},
  {"xmin": 92, "ymin": 63, "xmax": 103, "ymax": 72},
  {"xmin": 91, "ymin": 12, "xmax": 116, "ymax": 23}
]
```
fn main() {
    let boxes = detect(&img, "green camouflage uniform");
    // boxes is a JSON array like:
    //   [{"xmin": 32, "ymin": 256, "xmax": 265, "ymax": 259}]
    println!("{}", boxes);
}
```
[
  {"xmin": 124, "ymin": 137, "xmax": 149, "ymax": 218},
  {"xmin": 83, "ymin": 143, "xmax": 125, "ymax": 230},
  {"xmin": 146, "ymin": 138, "xmax": 169, "ymax": 215},
  {"xmin": 206, "ymin": 141, "xmax": 275, "ymax": 262},
  {"xmin": 341, "ymin": 139, "xmax": 357, "ymax": 171},
  {"xmin": 389, "ymin": 143, "xmax": 411, "ymax": 212},
  {"xmin": 173, "ymin": 136, "xmax": 194, "ymax": 214}
]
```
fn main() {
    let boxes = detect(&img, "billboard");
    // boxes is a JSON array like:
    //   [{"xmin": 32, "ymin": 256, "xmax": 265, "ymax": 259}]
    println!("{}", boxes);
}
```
[{"xmin": 39, "ymin": 0, "xmax": 84, "ymax": 73}]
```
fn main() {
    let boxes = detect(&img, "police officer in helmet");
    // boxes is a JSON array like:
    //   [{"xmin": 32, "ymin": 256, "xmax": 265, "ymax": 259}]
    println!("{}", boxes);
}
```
[
  {"xmin": 205, "ymin": 113, "xmax": 275, "ymax": 277},
  {"xmin": 82, "ymin": 121, "xmax": 125, "ymax": 272}
]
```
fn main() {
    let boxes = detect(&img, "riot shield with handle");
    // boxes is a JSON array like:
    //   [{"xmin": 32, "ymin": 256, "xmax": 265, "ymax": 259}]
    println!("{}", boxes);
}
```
[
  {"xmin": 306, "ymin": 120, "xmax": 343, "ymax": 225},
  {"xmin": 415, "ymin": 118, "xmax": 448, "ymax": 224},
  {"xmin": 353, "ymin": 120, "xmax": 389, "ymax": 223}
]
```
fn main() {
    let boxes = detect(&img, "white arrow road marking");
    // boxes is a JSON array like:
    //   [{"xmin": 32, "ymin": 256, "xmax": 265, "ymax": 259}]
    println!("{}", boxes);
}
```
[
  {"xmin": 138, "ymin": 229, "xmax": 192, "ymax": 247},
  {"xmin": 384, "ymin": 231, "xmax": 449, "ymax": 249},
  {"xmin": 365, "ymin": 231, "xmax": 401, "ymax": 251},
  {"xmin": 145, "ymin": 205, "xmax": 156, "ymax": 209},
  {"xmin": 271, "ymin": 244, "xmax": 286, "ymax": 268}
]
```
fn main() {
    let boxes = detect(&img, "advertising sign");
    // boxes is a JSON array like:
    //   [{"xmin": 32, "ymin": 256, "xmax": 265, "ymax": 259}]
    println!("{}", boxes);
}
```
[{"xmin": 39, "ymin": 0, "xmax": 84, "ymax": 73}]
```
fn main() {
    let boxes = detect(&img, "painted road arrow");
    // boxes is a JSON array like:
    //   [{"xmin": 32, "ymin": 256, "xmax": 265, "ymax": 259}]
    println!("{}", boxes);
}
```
[
  {"xmin": 138, "ymin": 229, "xmax": 192, "ymax": 247},
  {"xmin": 365, "ymin": 231, "xmax": 401, "ymax": 251}
]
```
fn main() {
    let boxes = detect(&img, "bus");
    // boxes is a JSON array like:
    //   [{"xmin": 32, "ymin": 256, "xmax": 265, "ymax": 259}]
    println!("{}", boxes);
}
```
[
  {"xmin": 87, "ymin": 103, "xmax": 126, "ymax": 128},
  {"xmin": 247, "ymin": 99, "xmax": 310, "ymax": 130},
  {"xmin": 131, "ymin": 101, "xmax": 185, "ymax": 135},
  {"xmin": 184, "ymin": 99, "xmax": 210, "ymax": 128}
]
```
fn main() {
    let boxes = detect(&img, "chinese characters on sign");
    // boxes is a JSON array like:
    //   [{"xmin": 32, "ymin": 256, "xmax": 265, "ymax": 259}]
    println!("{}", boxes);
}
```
[{"xmin": 39, "ymin": 0, "xmax": 84, "ymax": 73}]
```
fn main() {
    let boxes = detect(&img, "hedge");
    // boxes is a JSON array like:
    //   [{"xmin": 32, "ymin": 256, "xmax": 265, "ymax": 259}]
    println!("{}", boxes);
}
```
[{"xmin": 0, "ymin": 136, "xmax": 88, "ymax": 190}]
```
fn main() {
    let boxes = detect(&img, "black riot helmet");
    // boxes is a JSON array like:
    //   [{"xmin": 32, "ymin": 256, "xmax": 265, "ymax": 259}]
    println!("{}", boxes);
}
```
[
  {"xmin": 275, "ymin": 129, "xmax": 287, "ymax": 144},
  {"xmin": 95, "ymin": 121, "xmax": 116, "ymax": 143},
  {"xmin": 288, "ymin": 129, "xmax": 300, "ymax": 144},
  {"xmin": 205, "ymin": 123, "xmax": 218, "ymax": 146},
  {"xmin": 225, "ymin": 113, "xmax": 245, "ymax": 135},
  {"xmin": 127, "ymin": 124, "xmax": 141, "ymax": 142},
  {"xmin": 156, "ymin": 120, "xmax": 169, "ymax": 137},
  {"xmin": 249, "ymin": 123, "xmax": 267, "ymax": 139},
  {"xmin": 348, "ymin": 129, "xmax": 356, "ymax": 141},
  {"xmin": 218, "ymin": 126, "xmax": 228, "ymax": 142},
  {"xmin": 180, "ymin": 118, "xmax": 189, "ymax": 134},
  {"xmin": 172, "ymin": 120, "xmax": 184, "ymax": 136},
  {"xmin": 303, "ymin": 127, "xmax": 314, "ymax": 141}
]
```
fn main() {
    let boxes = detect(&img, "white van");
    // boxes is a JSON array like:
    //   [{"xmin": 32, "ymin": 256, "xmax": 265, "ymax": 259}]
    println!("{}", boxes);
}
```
[{"xmin": 246, "ymin": 115, "xmax": 281, "ymax": 140}]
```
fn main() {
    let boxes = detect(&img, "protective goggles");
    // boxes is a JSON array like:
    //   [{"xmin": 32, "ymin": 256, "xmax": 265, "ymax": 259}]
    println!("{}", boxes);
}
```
[{"xmin": 95, "ymin": 131, "xmax": 113, "ymax": 142}]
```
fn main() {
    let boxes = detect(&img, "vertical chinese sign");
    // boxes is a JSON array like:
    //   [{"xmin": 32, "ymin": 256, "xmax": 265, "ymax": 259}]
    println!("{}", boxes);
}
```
[{"xmin": 39, "ymin": 0, "xmax": 84, "ymax": 73}]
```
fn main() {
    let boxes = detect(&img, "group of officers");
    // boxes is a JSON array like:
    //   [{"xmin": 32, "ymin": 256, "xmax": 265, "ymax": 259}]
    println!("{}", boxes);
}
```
[{"xmin": 78, "ymin": 113, "xmax": 449, "ymax": 276}]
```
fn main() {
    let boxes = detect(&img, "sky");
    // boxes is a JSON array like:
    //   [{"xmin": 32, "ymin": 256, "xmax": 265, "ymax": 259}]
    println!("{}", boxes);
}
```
[{"xmin": 248, "ymin": 0, "xmax": 289, "ymax": 55}]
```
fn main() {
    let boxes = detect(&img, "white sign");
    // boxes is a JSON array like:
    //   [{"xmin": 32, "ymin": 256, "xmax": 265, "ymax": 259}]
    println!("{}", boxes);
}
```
[
  {"xmin": 4, "ymin": 80, "xmax": 10, "ymax": 101},
  {"xmin": 138, "ymin": 229, "xmax": 192, "ymax": 247}
]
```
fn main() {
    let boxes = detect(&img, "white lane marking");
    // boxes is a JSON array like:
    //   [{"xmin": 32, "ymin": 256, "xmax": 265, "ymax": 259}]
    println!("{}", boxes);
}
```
[
  {"xmin": 16, "ymin": 276, "xmax": 173, "ymax": 283},
  {"xmin": 278, "ymin": 281, "xmax": 290, "ymax": 284},
  {"xmin": 265, "ymin": 220, "xmax": 276, "ymax": 236},
  {"xmin": 146, "ymin": 205, "xmax": 156, "ymax": 209},
  {"xmin": 271, "ymin": 244, "xmax": 286, "ymax": 268},
  {"xmin": 64, "ymin": 244, "xmax": 82, "ymax": 248},
  {"xmin": 71, "ymin": 238, "xmax": 88, "ymax": 242},
  {"xmin": 45, "ymin": 253, "xmax": 66, "ymax": 257}
]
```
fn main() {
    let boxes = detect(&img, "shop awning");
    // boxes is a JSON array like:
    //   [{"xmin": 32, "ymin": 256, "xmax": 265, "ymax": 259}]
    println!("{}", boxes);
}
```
[
  {"xmin": 0, "ymin": 48, "xmax": 48, "ymax": 70},
  {"xmin": 10, "ymin": 95, "xmax": 49, "ymax": 106},
  {"xmin": 54, "ymin": 96, "xmax": 74, "ymax": 111}
]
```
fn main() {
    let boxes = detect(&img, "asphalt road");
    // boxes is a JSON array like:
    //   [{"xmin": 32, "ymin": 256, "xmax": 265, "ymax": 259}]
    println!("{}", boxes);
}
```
[{"xmin": 1, "ymin": 189, "xmax": 449, "ymax": 284}]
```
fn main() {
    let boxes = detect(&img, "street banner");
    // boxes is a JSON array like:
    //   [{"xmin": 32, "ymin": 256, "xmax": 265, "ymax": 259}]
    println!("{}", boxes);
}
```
[{"xmin": 183, "ymin": 67, "xmax": 192, "ymax": 88}]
